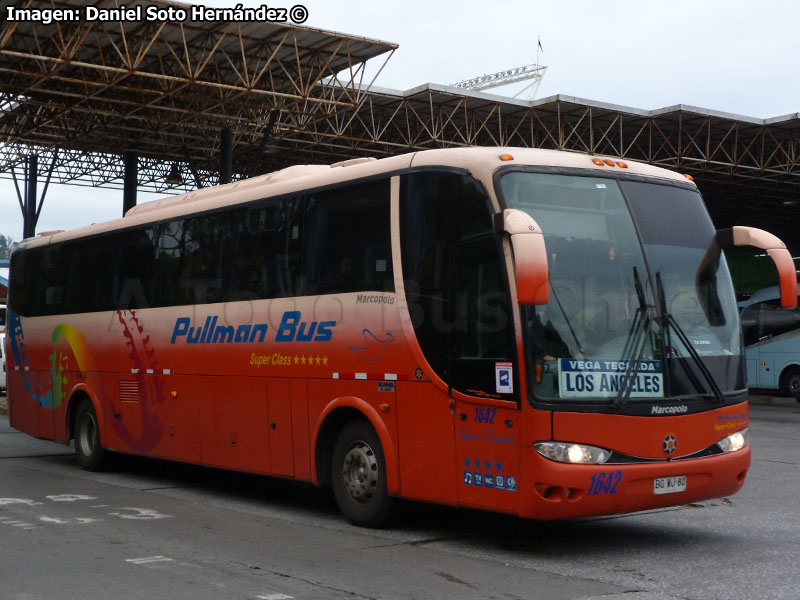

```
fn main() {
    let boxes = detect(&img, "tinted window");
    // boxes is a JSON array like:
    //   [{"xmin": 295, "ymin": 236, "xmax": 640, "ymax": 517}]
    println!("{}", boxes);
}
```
[
  {"xmin": 451, "ymin": 235, "xmax": 516, "ymax": 398},
  {"xmin": 226, "ymin": 198, "xmax": 302, "ymax": 301},
  {"xmin": 9, "ymin": 249, "xmax": 38, "ymax": 317},
  {"xmin": 160, "ymin": 214, "xmax": 226, "ymax": 306},
  {"xmin": 401, "ymin": 170, "xmax": 514, "ymax": 395},
  {"xmin": 62, "ymin": 239, "xmax": 114, "ymax": 313},
  {"xmin": 742, "ymin": 300, "xmax": 800, "ymax": 346},
  {"xmin": 113, "ymin": 227, "xmax": 161, "ymax": 310},
  {"xmin": 10, "ymin": 177, "xmax": 394, "ymax": 316},
  {"xmin": 305, "ymin": 179, "xmax": 393, "ymax": 295}
]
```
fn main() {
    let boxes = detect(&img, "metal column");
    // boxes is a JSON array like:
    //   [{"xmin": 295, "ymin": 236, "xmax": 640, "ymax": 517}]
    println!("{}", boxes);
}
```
[
  {"xmin": 23, "ymin": 154, "xmax": 38, "ymax": 239},
  {"xmin": 220, "ymin": 128, "xmax": 233, "ymax": 184},
  {"xmin": 123, "ymin": 151, "xmax": 138, "ymax": 215}
]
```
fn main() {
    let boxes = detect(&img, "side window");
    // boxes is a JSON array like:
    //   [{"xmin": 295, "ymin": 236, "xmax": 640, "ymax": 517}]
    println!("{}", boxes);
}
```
[
  {"xmin": 62, "ymin": 238, "xmax": 114, "ymax": 314},
  {"xmin": 9, "ymin": 249, "xmax": 37, "ymax": 317},
  {"xmin": 40, "ymin": 246, "xmax": 66, "ymax": 316},
  {"xmin": 304, "ymin": 179, "xmax": 393, "ymax": 295},
  {"xmin": 759, "ymin": 300, "xmax": 800, "ymax": 340},
  {"xmin": 160, "ymin": 215, "xmax": 225, "ymax": 306},
  {"xmin": 10, "ymin": 247, "xmax": 60, "ymax": 317},
  {"xmin": 451, "ymin": 235, "xmax": 516, "ymax": 398},
  {"xmin": 740, "ymin": 304, "xmax": 760, "ymax": 346},
  {"xmin": 226, "ymin": 197, "xmax": 302, "ymax": 301},
  {"xmin": 401, "ymin": 171, "xmax": 515, "ymax": 397},
  {"xmin": 114, "ymin": 227, "xmax": 161, "ymax": 310}
]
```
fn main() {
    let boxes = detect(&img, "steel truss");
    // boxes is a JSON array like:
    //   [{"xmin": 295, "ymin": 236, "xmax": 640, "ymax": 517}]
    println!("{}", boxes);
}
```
[
  {"xmin": 0, "ymin": 0, "xmax": 396, "ymax": 190},
  {"xmin": 0, "ymin": 1, "xmax": 797, "ymax": 241}
]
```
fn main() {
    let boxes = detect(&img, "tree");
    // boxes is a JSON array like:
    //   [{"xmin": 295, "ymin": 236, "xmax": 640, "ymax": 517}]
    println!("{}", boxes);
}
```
[{"xmin": 0, "ymin": 234, "xmax": 15, "ymax": 259}]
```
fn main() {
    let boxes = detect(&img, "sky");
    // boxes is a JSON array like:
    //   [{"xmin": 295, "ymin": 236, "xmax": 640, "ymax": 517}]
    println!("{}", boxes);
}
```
[{"xmin": 1, "ymin": 0, "xmax": 799, "ymax": 241}]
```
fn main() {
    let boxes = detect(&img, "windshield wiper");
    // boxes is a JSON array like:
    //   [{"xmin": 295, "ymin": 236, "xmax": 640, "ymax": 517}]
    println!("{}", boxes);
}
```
[
  {"xmin": 549, "ymin": 277, "xmax": 586, "ymax": 358},
  {"xmin": 614, "ymin": 267, "xmax": 656, "ymax": 408},
  {"xmin": 655, "ymin": 272, "xmax": 724, "ymax": 404}
]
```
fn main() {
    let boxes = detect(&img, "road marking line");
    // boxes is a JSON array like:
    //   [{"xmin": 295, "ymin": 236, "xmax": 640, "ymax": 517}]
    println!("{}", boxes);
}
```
[
  {"xmin": 256, "ymin": 594, "xmax": 294, "ymax": 600},
  {"xmin": 109, "ymin": 507, "xmax": 173, "ymax": 520},
  {"xmin": 47, "ymin": 494, "xmax": 98, "ymax": 502},
  {"xmin": 126, "ymin": 556, "xmax": 175, "ymax": 565}
]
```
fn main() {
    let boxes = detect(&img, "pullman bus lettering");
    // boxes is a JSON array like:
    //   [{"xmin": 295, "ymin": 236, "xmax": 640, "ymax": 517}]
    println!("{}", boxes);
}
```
[{"xmin": 171, "ymin": 316, "xmax": 269, "ymax": 345}]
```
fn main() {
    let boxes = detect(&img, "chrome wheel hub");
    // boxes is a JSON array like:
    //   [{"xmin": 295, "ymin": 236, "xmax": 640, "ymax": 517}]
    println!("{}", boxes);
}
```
[
  {"xmin": 78, "ymin": 414, "xmax": 97, "ymax": 456},
  {"xmin": 341, "ymin": 441, "xmax": 378, "ymax": 504}
]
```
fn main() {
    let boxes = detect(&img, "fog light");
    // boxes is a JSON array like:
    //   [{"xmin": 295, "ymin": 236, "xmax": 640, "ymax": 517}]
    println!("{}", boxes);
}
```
[
  {"xmin": 535, "ymin": 441, "xmax": 611, "ymax": 464},
  {"xmin": 717, "ymin": 428, "xmax": 748, "ymax": 453}
]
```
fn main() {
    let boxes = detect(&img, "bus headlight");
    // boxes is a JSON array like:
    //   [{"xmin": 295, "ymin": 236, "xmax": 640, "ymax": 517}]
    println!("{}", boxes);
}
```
[
  {"xmin": 535, "ymin": 441, "xmax": 611, "ymax": 464},
  {"xmin": 717, "ymin": 428, "xmax": 748, "ymax": 453}
]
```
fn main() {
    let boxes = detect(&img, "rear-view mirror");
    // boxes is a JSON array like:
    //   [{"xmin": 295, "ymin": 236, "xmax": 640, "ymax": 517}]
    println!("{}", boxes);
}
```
[{"xmin": 496, "ymin": 209, "xmax": 549, "ymax": 305}]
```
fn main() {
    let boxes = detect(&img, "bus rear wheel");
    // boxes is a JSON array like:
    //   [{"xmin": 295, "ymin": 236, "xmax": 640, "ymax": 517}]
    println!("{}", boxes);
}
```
[
  {"xmin": 74, "ymin": 398, "xmax": 110, "ymax": 471},
  {"xmin": 331, "ymin": 419, "xmax": 393, "ymax": 527},
  {"xmin": 780, "ymin": 367, "xmax": 800, "ymax": 399}
]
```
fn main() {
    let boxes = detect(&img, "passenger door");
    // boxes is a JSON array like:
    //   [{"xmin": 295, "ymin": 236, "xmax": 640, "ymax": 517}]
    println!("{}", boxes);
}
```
[{"xmin": 450, "ymin": 235, "xmax": 521, "ymax": 511}]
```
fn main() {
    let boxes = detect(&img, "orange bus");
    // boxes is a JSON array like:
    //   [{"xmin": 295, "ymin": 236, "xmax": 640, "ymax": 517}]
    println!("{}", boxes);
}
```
[{"xmin": 5, "ymin": 148, "xmax": 797, "ymax": 526}]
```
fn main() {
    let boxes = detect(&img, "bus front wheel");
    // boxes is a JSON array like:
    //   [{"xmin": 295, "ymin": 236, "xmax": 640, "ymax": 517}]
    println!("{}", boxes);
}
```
[
  {"xmin": 74, "ymin": 398, "xmax": 110, "ymax": 471},
  {"xmin": 331, "ymin": 419, "xmax": 393, "ymax": 527},
  {"xmin": 780, "ymin": 367, "xmax": 800, "ymax": 399}
]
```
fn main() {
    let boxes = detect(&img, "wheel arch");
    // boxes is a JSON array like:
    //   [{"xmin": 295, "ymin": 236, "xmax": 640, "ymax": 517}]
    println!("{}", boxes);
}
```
[
  {"xmin": 65, "ymin": 385, "xmax": 104, "ymax": 444},
  {"xmin": 779, "ymin": 364, "xmax": 800, "ymax": 396},
  {"xmin": 312, "ymin": 397, "xmax": 399, "ymax": 496}
]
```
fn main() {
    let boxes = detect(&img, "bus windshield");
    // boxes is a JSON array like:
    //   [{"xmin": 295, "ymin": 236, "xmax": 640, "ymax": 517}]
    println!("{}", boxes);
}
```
[{"xmin": 498, "ymin": 171, "xmax": 743, "ymax": 404}]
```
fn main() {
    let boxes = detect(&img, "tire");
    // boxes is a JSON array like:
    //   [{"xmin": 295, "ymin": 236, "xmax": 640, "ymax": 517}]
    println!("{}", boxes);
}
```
[
  {"xmin": 331, "ymin": 419, "xmax": 393, "ymax": 527},
  {"xmin": 74, "ymin": 398, "xmax": 110, "ymax": 471},
  {"xmin": 780, "ymin": 367, "xmax": 800, "ymax": 398}
]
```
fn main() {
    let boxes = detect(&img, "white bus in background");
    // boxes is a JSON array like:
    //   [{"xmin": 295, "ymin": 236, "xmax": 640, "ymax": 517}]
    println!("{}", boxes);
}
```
[{"xmin": 740, "ymin": 277, "xmax": 800, "ymax": 397}]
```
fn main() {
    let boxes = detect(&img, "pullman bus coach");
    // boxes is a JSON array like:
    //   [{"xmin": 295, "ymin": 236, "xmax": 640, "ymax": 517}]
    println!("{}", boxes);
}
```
[{"xmin": 5, "ymin": 148, "xmax": 796, "ymax": 526}]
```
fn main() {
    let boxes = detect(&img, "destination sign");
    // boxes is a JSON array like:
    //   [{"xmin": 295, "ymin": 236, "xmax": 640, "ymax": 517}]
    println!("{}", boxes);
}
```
[{"xmin": 558, "ymin": 359, "xmax": 664, "ymax": 399}]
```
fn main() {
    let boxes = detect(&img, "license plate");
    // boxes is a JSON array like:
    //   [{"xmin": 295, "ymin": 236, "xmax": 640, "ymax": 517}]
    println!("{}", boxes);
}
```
[{"xmin": 653, "ymin": 475, "xmax": 687, "ymax": 495}]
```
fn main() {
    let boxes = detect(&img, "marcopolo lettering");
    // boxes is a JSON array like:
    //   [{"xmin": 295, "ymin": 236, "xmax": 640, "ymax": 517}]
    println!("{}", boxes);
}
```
[
  {"xmin": 356, "ymin": 294, "xmax": 395, "ymax": 305},
  {"xmin": 651, "ymin": 405, "xmax": 689, "ymax": 415}
]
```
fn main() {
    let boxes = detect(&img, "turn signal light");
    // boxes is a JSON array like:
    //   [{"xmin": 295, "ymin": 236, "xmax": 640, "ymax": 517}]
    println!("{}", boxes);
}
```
[
  {"xmin": 592, "ymin": 158, "xmax": 604, "ymax": 166},
  {"xmin": 616, "ymin": 161, "xmax": 628, "ymax": 168},
  {"xmin": 684, "ymin": 174, "xmax": 694, "ymax": 181},
  {"xmin": 499, "ymin": 154, "xmax": 514, "ymax": 161}
]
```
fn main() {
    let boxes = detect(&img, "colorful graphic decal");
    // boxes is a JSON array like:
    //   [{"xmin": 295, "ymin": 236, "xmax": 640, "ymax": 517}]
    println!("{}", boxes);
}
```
[
  {"xmin": 8, "ymin": 308, "xmax": 166, "ymax": 450},
  {"xmin": 7, "ymin": 308, "xmax": 56, "ymax": 409},
  {"xmin": 110, "ymin": 310, "xmax": 165, "ymax": 451},
  {"xmin": 348, "ymin": 329, "xmax": 394, "ymax": 362},
  {"xmin": 49, "ymin": 323, "xmax": 95, "ymax": 410},
  {"xmin": 7, "ymin": 309, "xmax": 73, "ymax": 409}
]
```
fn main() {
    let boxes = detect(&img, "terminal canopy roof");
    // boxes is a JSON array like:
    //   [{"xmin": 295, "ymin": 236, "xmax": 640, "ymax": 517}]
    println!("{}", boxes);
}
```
[{"xmin": 0, "ymin": 0, "xmax": 798, "ymax": 251}]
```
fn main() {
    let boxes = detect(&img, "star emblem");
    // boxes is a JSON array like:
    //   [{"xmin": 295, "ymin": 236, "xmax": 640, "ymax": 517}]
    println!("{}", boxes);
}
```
[{"xmin": 663, "ymin": 434, "xmax": 677, "ymax": 455}]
